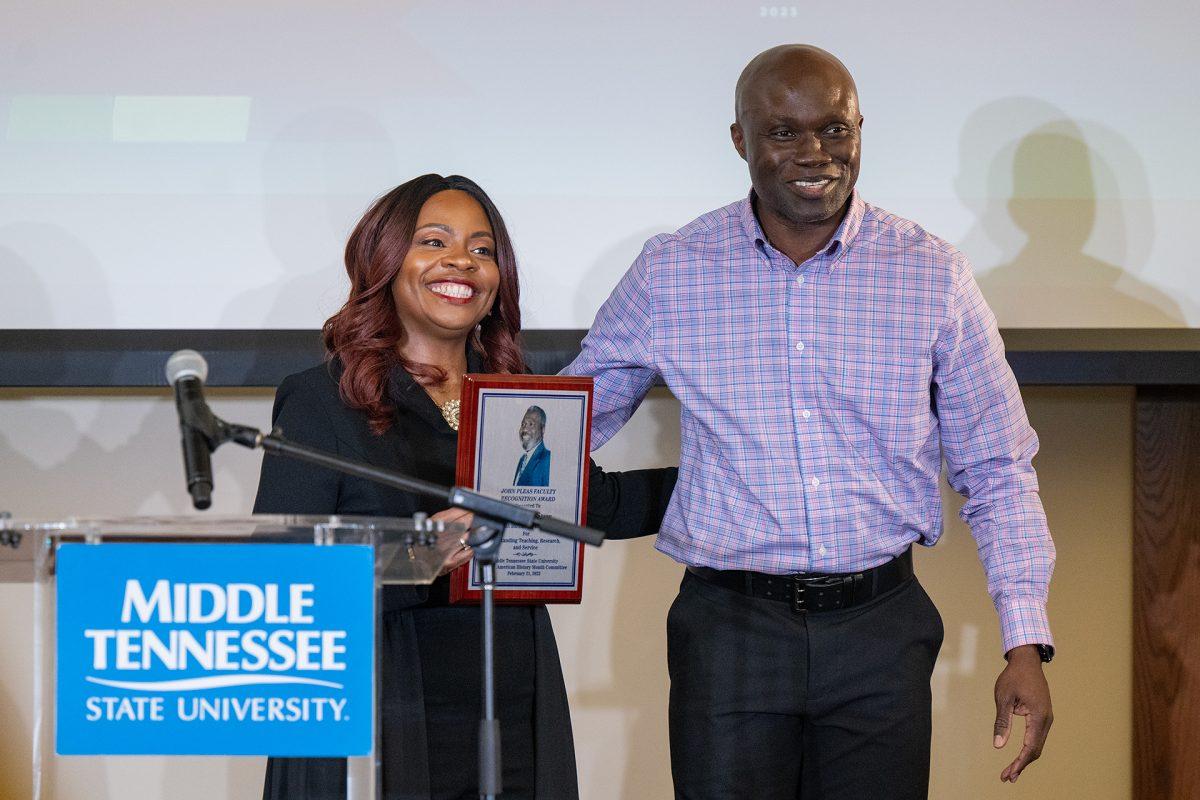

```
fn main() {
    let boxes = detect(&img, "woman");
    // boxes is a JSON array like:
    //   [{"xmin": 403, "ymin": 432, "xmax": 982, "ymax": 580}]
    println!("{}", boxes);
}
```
[{"xmin": 254, "ymin": 174, "xmax": 675, "ymax": 800}]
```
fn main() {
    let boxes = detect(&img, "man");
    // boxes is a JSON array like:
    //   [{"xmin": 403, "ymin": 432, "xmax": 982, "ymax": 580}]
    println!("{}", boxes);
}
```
[
  {"xmin": 566, "ymin": 45, "xmax": 1055, "ymax": 799},
  {"xmin": 514, "ymin": 405, "xmax": 551, "ymax": 486}
]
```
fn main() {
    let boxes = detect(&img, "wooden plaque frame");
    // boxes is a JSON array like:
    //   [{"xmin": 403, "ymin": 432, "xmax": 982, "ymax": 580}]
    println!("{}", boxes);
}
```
[{"xmin": 450, "ymin": 374, "xmax": 592, "ymax": 604}]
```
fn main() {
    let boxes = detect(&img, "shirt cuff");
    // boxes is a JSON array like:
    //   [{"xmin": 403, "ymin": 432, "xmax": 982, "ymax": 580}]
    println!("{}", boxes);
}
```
[{"xmin": 996, "ymin": 595, "xmax": 1054, "ymax": 656}]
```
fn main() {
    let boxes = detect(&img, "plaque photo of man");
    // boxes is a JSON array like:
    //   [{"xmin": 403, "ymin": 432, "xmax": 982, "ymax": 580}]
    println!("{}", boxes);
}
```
[{"xmin": 514, "ymin": 405, "xmax": 552, "ymax": 487}]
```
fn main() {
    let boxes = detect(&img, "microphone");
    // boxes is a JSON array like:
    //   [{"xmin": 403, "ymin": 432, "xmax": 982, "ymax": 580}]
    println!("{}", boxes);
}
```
[{"xmin": 165, "ymin": 350, "xmax": 216, "ymax": 510}]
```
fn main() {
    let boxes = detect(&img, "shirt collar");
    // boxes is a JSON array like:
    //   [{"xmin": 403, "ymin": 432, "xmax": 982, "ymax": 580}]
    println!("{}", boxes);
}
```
[
  {"xmin": 739, "ymin": 188, "xmax": 866, "ymax": 270},
  {"xmin": 831, "ymin": 190, "xmax": 865, "ymax": 258},
  {"xmin": 737, "ymin": 189, "xmax": 770, "ymax": 247}
]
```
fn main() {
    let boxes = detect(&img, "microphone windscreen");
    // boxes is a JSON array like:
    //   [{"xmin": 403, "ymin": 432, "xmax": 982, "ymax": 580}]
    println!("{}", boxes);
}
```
[{"xmin": 166, "ymin": 349, "xmax": 209, "ymax": 385}]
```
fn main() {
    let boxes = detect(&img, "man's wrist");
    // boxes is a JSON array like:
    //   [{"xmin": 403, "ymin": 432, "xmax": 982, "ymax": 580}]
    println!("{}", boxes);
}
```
[{"xmin": 1006, "ymin": 643, "xmax": 1054, "ymax": 664}]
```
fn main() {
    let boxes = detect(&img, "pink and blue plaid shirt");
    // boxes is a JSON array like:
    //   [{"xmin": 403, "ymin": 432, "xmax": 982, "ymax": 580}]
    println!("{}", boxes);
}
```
[{"xmin": 566, "ymin": 191, "xmax": 1055, "ymax": 653}]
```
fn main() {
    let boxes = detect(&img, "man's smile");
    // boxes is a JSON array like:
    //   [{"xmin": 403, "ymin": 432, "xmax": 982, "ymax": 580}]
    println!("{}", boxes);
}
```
[{"xmin": 787, "ymin": 176, "xmax": 838, "ymax": 198}]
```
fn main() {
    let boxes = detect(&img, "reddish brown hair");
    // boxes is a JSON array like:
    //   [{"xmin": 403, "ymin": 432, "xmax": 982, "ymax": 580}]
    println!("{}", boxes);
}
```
[{"xmin": 322, "ymin": 174, "xmax": 527, "ymax": 433}]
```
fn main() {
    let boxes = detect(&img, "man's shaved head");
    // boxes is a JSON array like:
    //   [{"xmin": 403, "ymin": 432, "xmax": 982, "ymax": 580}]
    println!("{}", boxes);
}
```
[{"xmin": 734, "ymin": 45, "xmax": 859, "ymax": 124}]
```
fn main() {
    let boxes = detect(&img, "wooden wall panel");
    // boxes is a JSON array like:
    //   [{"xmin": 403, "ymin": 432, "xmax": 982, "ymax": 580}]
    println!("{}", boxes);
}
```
[{"xmin": 1134, "ymin": 387, "xmax": 1200, "ymax": 799}]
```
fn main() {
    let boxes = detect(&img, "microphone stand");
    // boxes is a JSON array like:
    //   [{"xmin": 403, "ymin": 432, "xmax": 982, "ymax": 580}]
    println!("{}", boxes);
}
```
[
  {"xmin": 468, "ymin": 517, "xmax": 505, "ymax": 799},
  {"xmin": 190, "ymin": 408, "xmax": 602, "ymax": 800}
]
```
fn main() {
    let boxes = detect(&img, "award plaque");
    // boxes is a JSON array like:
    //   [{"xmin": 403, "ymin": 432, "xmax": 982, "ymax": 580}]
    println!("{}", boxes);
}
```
[{"xmin": 449, "ymin": 374, "xmax": 593, "ymax": 604}]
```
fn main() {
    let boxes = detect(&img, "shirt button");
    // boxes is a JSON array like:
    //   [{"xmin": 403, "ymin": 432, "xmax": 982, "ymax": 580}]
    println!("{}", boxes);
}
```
[
  {"xmin": 801, "ymin": 409, "xmax": 812, "ymax": 420},
  {"xmin": 810, "ymin": 476, "xmax": 820, "ymax": 488},
  {"xmin": 796, "ymin": 275, "xmax": 805, "ymax": 287},
  {"xmin": 795, "ymin": 341, "xmax": 805, "ymax": 352},
  {"xmin": 818, "ymin": 545, "xmax": 827, "ymax": 556}
]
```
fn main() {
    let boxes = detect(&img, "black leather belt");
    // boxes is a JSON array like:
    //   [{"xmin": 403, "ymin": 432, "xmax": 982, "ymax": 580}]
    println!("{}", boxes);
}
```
[{"xmin": 686, "ymin": 548, "xmax": 913, "ymax": 614}]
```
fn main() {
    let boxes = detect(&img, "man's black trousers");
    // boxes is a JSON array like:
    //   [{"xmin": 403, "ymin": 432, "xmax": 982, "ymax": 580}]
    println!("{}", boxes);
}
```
[{"xmin": 667, "ymin": 569, "xmax": 944, "ymax": 799}]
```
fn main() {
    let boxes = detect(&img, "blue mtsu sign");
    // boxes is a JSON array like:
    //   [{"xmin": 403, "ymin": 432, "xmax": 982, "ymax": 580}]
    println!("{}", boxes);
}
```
[{"xmin": 56, "ymin": 543, "xmax": 374, "ymax": 756}]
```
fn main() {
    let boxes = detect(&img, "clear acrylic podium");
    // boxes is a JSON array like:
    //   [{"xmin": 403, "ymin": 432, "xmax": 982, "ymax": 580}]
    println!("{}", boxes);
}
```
[{"xmin": 17, "ymin": 514, "xmax": 464, "ymax": 800}]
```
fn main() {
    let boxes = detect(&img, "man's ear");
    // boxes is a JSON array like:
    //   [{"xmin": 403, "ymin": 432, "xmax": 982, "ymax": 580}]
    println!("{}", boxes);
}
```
[{"xmin": 730, "ymin": 123, "xmax": 748, "ymax": 161}]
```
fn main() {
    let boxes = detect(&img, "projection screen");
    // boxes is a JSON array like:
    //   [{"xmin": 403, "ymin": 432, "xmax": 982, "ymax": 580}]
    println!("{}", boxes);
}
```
[{"xmin": 1, "ymin": 0, "xmax": 1195, "ymax": 330}]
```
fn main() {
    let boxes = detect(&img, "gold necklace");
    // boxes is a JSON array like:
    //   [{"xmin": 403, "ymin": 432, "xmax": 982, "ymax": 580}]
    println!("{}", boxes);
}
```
[
  {"xmin": 416, "ymin": 366, "xmax": 463, "ymax": 431},
  {"xmin": 439, "ymin": 398, "xmax": 461, "ymax": 431}
]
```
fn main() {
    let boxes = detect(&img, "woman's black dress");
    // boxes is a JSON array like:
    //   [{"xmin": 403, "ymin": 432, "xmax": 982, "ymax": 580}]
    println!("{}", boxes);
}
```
[{"xmin": 254, "ymin": 358, "xmax": 676, "ymax": 800}]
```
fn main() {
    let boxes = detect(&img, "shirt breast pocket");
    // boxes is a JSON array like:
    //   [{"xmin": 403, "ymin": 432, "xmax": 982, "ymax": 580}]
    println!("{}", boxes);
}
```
[{"xmin": 823, "ymin": 347, "xmax": 933, "ymax": 457}]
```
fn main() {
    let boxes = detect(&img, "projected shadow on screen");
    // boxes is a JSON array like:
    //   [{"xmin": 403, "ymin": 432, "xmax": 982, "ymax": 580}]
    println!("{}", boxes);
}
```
[
  {"xmin": 220, "ymin": 109, "xmax": 401, "ymax": 335},
  {"xmin": 956, "ymin": 99, "xmax": 1189, "ymax": 326}
]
